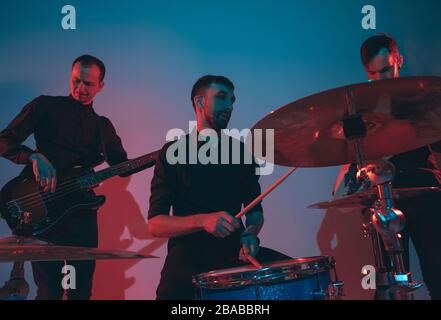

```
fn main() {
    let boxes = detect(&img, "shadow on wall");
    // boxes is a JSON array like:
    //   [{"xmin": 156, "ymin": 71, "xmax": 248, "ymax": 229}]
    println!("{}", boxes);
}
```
[
  {"xmin": 92, "ymin": 176, "xmax": 167, "ymax": 300},
  {"xmin": 317, "ymin": 207, "xmax": 375, "ymax": 300}
]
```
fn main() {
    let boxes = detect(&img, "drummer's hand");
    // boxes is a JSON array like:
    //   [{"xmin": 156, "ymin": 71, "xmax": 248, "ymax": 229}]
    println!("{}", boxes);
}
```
[
  {"xmin": 239, "ymin": 228, "xmax": 260, "ymax": 262},
  {"xmin": 200, "ymin": 211, "xmax": 240, "ymax": 238}
]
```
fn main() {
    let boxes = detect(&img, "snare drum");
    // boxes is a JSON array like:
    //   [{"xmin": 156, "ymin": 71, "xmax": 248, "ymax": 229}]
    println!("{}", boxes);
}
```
[{"xmin": 192, "ymin": 256, "xmax": 342, "ymax": 300}]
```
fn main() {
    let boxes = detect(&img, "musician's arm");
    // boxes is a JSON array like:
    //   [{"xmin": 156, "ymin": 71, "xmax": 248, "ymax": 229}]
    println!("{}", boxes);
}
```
[
  {"xmin": 236, "ymin": 158, "xmax": 264, "ymax": 261},
  {"xmin": 240, "ymin": 158, "xmax": 264, "ymax": 237},
  {"xmin": 99, "ymin": 116, "xmax": 128, "ymax": 166},
  {"xmin": 147, "ymin": 143, "xmax": 204, "ymax": 238},
  {"xmin": 147, "ymin": 144, "xmax": 239, "ymax": 238},
  {"xmin": 147, "ymin": 142, "xmax": 182, "ymax": 237},
  {"xmin": 243, "ymin": 210, "xmax": 264, "ymax": 237},
  {"xmin": 147, "ymin": 214, "xmax": 206, "ymax": 238},
  {"xmin": 0, "ymin": 97, "xmax": 43, "ymax": 164},
  {"xmin": 148, "ymin": 213, "xmax": 241, "ymax": 238}
]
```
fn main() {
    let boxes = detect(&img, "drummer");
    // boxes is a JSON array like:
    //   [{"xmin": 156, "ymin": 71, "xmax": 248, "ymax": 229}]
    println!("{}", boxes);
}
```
[
  {"xmin": 333, "ymin": 33, "xmax": 441, "ymax": 299},
  {"xmin": 147, "ymin": 75, "xmax": 291, "ymax": 300}
]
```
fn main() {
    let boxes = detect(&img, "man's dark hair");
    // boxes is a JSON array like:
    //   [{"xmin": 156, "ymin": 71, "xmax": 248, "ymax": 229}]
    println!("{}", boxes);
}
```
[
  {"xmin": 191, "ymin": 75, "xmax": 235, "ymax": 110},
  {"xmin": 360, "ymin": 33, "xmax": 399, "ymax": 67},
  {"xmin": 72, "ymin": 54, "xmax": 106, "ymax": 81}
]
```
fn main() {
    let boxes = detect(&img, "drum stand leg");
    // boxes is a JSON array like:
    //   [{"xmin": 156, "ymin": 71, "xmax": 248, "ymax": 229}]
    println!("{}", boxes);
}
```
[
  {"xmin": 364, "ymin": 183, "xmax": 422, "ymax": 300},
  {"xmin": 326, "ymin": 258, "xmax": 345, "ymax": 300},
  {"xmin": 312, "ymin": 257, "xmax": 345, "ymax": 300}
]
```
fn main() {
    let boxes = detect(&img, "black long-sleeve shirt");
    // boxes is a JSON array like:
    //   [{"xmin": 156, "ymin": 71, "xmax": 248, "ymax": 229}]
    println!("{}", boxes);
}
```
[
  {"xmin": 340, "ymin": 143, "xmax": 441, "ymax": 195},
  {"xmin": 148, "ymin": 133, "xmax": 264, "ymax": 299},
  {"xmin": 390, "ymin": 143, "xmax": 441, "ymax": 188},
  {"xmin": 148, "ymin": 133, "xmax": 263, "ymax": 249},
  {"xmin": 0, "ymin": 95, "xmax": 128, "ymax": 173}
]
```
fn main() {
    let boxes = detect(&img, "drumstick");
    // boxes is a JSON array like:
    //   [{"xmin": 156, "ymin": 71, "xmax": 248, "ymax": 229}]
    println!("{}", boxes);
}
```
[
  {"xmin": 235, "ymin": 167, "xmax": 297, "ymax": 219},
  {"xmin": 246, "ymin": 254, "xmax": 263, "ymax": 269}
]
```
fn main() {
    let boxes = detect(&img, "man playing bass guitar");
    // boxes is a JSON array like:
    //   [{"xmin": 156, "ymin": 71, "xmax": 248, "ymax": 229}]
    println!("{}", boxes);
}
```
[{"xmin": 0, "ymin": 55, "xmax": 152, "ymax": 300}]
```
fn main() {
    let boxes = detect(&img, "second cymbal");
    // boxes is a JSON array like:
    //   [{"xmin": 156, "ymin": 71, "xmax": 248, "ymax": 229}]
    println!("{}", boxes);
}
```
[{"xmin": 308, "ymin": 187, "xmax": 441, "ymax": 210}]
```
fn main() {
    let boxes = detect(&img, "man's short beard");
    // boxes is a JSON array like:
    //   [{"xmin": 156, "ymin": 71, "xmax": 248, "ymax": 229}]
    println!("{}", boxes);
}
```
[
  {"xmin": 206, "ymin": 115, "xmax": 223, "ymax": 130},
  {"xmin": 214, "ymin": 117, "xmax": 228, "ymax": 130}
]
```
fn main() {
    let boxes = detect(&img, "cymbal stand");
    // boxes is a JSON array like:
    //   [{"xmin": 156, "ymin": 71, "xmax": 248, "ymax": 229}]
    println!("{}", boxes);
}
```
[{"xmin": 343, "ymin": 90, "xmax": 422, "ymax": 300}]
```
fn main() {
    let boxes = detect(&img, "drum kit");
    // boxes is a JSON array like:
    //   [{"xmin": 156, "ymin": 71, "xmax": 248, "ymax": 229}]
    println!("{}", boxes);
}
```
[{"xmin": 193, "ymin": 76, "xmax": 441, "ymax": 300}]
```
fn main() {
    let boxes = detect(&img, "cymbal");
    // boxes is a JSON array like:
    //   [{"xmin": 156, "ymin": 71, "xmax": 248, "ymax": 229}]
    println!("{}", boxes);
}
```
[
  {"xmin": 252, "ymin": 76, "xmax": 441, "ymax": 167},
  {"xmin": 0, "ymin": 236, "xmax": 157, "ymax": 262},
  {"xmin": 308, "ymin": 187, "xmax": 441, "ymax": 210}
]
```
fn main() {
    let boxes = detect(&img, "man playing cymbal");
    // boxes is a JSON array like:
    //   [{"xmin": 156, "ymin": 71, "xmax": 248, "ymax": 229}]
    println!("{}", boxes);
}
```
[{"xmin": 333, "ymin": 33, "xmax": 441, "ymax": 299}]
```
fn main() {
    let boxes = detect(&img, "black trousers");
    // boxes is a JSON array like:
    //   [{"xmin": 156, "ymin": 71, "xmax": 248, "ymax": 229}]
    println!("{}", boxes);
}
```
[
  {"xmin": 31, "ymin": 210, "xmax": 98, "ymax": 300},
  {"xmin": 156, "ymin": 241, "xmax": 292, "ymax": 300},
  {"xmin": 377, "ymin": 193, "xmax": 441, "ymax": 299}
]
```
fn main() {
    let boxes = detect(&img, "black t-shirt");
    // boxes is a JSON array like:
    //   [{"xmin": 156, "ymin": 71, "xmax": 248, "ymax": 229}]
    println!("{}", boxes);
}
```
[{"xmin": 148, "ymin": 133, "xmax": 263, "ymax": 250}]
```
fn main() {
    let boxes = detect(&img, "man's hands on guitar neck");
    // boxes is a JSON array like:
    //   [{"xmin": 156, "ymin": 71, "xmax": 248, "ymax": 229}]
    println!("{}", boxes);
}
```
[{"xmin": 28, "ymin": 153, "xmax": 57, "ymax": 193}]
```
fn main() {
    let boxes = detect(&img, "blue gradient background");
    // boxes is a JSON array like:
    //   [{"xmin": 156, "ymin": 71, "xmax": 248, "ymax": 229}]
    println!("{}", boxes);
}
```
[{"xmin": 1, "ymin": 0, "xmax": 440, "ymax": 299}]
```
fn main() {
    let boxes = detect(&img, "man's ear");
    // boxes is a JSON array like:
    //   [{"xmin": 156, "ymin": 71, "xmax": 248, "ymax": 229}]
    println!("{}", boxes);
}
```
[
  {"xmin": 397, "ymin": 54, "xmax": 404, "ymax": 69},
  {"xmin": 194, "ymin": 95, "xmax": 204, "ymax": 110},
  {"xmin": 99, "ymin": 81, "xmax": 105, "ymax": 91}
]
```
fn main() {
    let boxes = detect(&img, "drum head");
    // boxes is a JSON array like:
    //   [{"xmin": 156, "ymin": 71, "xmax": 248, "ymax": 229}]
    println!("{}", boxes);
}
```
[{"xmin": 193, "ymin": 256, "xmax": 332, "ymax": 289}]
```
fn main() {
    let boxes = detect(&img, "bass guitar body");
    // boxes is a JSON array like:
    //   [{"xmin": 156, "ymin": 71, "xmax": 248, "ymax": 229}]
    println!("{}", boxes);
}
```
[{"xmin": 0, "ymin": 168, "xmax": 105, "ymax": 236}]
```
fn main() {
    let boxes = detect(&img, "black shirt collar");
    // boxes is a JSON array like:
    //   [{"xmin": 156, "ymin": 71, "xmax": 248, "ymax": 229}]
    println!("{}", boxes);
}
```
[{"xmin": 68, "ymin": 94, "xmax": 94, "ymax": 109}]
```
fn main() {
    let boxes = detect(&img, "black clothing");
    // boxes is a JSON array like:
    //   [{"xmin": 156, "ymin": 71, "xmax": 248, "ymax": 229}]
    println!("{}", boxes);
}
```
[
  {"xmin": 148, "ymin": 133, "xmax": 271, "ymax": 299},
  {"xmin": 0, "ymin": 95, "xmax": 128, "ymax": 171},
  {"xmin": 395, "ymin": 193, "xmax": 441, "ymax": 300},
  {"xmin": 32, "ymin": 210, "xmax": 98, "ymax": 300},
  {"xmin": 148, "ymin": 134, "xmax": 263, "ymax": 249},
  {"xmin": 390, "ymin": 143, "xmax": 441, "ymax": 188},
  {"xmin": 0, "ymin": 95, "xmax": 129, "ymax": 300}
]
